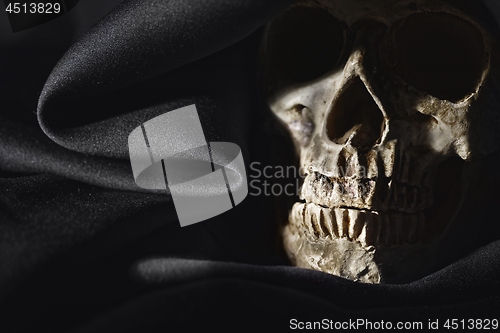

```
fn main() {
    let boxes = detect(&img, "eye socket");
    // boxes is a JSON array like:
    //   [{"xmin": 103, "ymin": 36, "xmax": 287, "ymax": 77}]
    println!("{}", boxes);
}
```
[
  {"xmin": 392, "ymin": 12, "xmax": 486, "ymax": 102},
  {"xmin": 263, "ymin": 6, "xmax": 345, "ymax": 84}
]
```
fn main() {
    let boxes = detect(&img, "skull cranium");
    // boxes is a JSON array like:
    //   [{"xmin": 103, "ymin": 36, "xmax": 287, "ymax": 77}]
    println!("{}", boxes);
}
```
[{"xmin": 261, "ymin": 0, "xmax": 500, "ymax": 283}]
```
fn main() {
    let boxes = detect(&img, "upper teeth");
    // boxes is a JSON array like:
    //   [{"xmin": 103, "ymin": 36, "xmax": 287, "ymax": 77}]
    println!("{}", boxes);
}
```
[
  {"xmin": 300, "ymin": 172, "xmax": 431, "ymax": 214},
  {"xmin": 290, "ymin": 202, "xmax": 425, "ymax": 247}
]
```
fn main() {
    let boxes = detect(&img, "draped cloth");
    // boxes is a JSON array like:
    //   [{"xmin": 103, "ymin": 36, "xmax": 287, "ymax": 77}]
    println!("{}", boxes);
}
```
[{"xmin": 1, "ymin": 0, "xmax": 499, "ymax": 331}]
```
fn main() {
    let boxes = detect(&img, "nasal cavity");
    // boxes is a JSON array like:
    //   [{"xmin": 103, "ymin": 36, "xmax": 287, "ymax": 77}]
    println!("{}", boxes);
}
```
[{"xmin": 326, "ymin": 77, "xmax": 384, "ymax": 150}]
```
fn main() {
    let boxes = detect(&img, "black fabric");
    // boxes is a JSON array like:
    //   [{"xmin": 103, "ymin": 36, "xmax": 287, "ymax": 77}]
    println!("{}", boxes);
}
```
[{"xmin": 1, "ymin": 0, "xmax": 500, "ymax": 332}]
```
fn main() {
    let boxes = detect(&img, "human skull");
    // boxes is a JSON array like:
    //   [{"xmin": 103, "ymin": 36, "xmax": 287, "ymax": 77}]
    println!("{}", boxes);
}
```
[{"xmin": 261, "ymin": 0, "xmax": 500, "ymax": 283}]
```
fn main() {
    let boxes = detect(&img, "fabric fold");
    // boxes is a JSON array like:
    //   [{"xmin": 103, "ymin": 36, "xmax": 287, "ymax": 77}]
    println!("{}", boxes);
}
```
[{"xmin": 37, "ymin": 0, "xmax": 295, "ymax": 159}]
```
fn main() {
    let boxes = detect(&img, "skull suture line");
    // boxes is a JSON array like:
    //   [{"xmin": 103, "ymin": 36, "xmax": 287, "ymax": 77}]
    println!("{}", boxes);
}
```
[{"xmin": 261, "ymin": 0, "xmax": 500, "ymax": 283}]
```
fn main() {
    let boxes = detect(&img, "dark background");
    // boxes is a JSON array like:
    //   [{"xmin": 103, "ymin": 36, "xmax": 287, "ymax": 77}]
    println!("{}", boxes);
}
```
[{"xmin": 1, "ymin": 0, "xmax": 500, "ymax": 331}]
